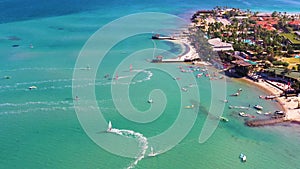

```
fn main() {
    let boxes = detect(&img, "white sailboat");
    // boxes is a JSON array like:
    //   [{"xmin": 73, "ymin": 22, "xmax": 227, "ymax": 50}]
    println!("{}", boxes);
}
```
[{"xmin": 107, "ymin": 121, "xmax": 112, "ymax": 132}]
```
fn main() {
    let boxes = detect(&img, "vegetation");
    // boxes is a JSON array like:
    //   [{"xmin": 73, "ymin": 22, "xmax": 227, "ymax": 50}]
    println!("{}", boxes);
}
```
[
  {"xmin": 281, "ymin": 33, "xmax": 300, "ymax": 45},
  {"xmin": 189, "ymin": 6, "xmax": 300, "ymax": 84}
]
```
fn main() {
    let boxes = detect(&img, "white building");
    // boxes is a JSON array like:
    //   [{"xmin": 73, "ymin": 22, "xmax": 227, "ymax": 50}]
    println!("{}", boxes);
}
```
[{"xmin": 208, "ymin": 38, "xmax": 234, "ymax": 51}]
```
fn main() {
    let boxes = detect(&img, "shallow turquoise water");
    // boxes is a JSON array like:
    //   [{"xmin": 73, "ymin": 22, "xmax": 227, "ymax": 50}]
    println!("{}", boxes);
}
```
[{"xmin": 1, "ymin": 1, "xmax": 300, "ymax": 169}]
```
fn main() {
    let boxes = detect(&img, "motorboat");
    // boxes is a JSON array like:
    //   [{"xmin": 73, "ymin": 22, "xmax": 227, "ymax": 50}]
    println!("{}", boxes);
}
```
[
  {"xmin": 181, "ymin": 87, "xmax": 188, "ymax": 92},
  {"xmin": 264, "ymin": 112, "xmax": 272, "ymax": 115},
  {"xmin": 239, "ymin": 112, "xmax": 248, "ymax": 117},
  {"xmin": 231, "ymin": 92, "xmax": 239, "ymax": 96},
  {"xmin": 253, "ymin": 104, "xmax": 263, "ymax": 110},
  {"xmin": 239, "ymin": 153, "xmax": 247, "ymax": 162},
  {"xmin": 148, "ymin": 99, "xmax": 153, "ymax": 103},
  {"xmin": 28, "ymin": 86, "xmax": 37, "ymax": 90},
  {"xmin": 219, "ymin": 116, "xmax": 229, "ymax": 122},
  {"xmin": 256, "ymin": 110, "xmax": 262, "ymax": 114},
  {"xmin": 185, "ymin": 104, "xmax": 194, "ymax": 109},
  {"xmin": 265, "ymin": 95, "xmax": 276, "ymax": 99},
  {"xmin": 148, "ymin": 147, "xmax": 158, "ymax": 157}
]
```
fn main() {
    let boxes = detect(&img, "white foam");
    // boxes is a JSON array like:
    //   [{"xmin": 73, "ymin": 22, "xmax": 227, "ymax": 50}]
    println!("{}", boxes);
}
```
[{"xmin": 107, "ymin": 127, "xmax": 148, "ymax": 169}]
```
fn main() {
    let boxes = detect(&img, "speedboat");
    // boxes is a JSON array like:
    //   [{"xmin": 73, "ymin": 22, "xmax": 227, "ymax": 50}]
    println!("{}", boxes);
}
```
[
  {"xmin": 231, "ymin": 92, "xmax": 239, "ymax": 96},
  {"xmin": 181, "ymin": 87, "xmax": 188, "ymax": 92},
  {"xmin": 239, "ymin": 112, "xmax": 248, "ymax": 117},
  {"xmin": 28, "ymin": 86, "xmax": 37, "ymax": 90},
  {"xmin": 253, "ymin": 104, "xmax": 263, "ymax": 110},
  {"xmin": 264, "ymin": 112, "xmax": 272, "ymax": 115},
  {"xmin": 219, "ymin": 116, "xmax": 229, "ymax": 122},
  {"xmin": 256, "ymin": 110, "xmax": 262, "ymax": 114},
  {"xmin": 148, "ymin": 147, "xmax": 158, "ymax": 157},
  {"xmin": 239, "ymin": 153, "xmax": 247, "ymax": 162},
  {"xmin": 185, "ymin": 104, "xmax": 194, "ymax": 109},
  {"xmin": 148, "ymin": 99, "xmax": 153, "ymax": 103}
]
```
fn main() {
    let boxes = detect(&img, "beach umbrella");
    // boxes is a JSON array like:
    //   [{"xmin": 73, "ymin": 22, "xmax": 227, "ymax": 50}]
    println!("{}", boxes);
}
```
[{"xmin": 294, "ymin": 55, "xmax": 300, "ymax": 58}]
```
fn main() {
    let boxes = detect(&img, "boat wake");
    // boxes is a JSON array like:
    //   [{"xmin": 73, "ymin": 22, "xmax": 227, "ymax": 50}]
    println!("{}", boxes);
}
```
[
  {"xmin": 0, "ymin": 70, "xmax": 153, "ymax": 93},
  {"xmin": 107, "ymin": 121, "xmax": 148, "ymax": 169}
]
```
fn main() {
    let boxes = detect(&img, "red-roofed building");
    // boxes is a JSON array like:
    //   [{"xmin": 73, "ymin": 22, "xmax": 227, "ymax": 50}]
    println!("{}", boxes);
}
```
[
  {"xmin": 252, "ymin": 17, "xmax": 278, "ymax": 31},
  {"xmin": 288, "ymin": 20, "xmax": 300, "ymax": 30}
]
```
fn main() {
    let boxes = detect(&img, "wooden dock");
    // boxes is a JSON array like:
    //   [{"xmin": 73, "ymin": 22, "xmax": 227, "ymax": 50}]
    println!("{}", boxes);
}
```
[{"xmin": 246, "ymin": 118, "xmax": 289, "ymax": 127}]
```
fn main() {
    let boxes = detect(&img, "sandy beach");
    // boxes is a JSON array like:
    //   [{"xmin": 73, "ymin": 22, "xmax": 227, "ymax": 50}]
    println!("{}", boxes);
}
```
[{"xmin": 236, "ymin": 77, "xmax": 300, "ymax": 123}]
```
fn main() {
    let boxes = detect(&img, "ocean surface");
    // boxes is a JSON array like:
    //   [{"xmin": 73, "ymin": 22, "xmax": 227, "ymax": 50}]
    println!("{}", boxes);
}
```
[{"xmin": 1, "ymin": 1, "xmax": 300, "ymax": 169}]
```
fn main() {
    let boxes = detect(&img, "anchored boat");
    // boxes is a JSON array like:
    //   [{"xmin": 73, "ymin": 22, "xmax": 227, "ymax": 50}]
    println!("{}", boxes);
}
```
[
  {"xmin": 239, "ymin": 153, "xmax": 247, "ymax": 162},
  {"xmin": 254, "ymin": 104, "xmax": 263, "ymax": 110}
]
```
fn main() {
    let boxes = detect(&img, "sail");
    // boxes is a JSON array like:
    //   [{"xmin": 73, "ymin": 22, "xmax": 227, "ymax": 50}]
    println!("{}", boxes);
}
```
[{"xmin": 107, "ymin": 121, "xmax": 112, "ymax": 131}]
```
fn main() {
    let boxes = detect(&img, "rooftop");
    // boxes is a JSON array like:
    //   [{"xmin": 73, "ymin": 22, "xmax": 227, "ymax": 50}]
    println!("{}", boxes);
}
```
[
  {"xmin": 208, "ymin": 38, "xmax": 233, "ymax": 51},
  {"xmin": 289, "ymin": 20, "xmax": 300, "ymax": 26}
]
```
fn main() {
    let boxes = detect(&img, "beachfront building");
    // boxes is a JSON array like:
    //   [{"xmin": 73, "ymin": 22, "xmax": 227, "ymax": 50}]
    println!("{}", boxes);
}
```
[{"xmin": 208, "ymin": 38, "xmax": 233, "ymax": 51}]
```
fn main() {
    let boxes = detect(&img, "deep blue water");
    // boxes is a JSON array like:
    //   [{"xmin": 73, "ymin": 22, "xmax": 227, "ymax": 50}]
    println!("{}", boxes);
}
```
[{"xmin": 1, "ymin": 0, "xmax": 300, "ymax": 23}]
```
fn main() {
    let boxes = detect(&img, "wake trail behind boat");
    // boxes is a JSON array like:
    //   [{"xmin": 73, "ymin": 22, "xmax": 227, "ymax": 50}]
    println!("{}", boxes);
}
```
[{"xmin": 107, "ymin": 121, "xmax": 148, "ymax": 169}]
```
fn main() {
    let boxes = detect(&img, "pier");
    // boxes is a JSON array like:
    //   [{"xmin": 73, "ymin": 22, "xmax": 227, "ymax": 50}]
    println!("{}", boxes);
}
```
[
  {"xmin": 151, "ymin": 36, "xmax": 199, "ymax": 63},
  {"xmin": 152, "ymin": 34, "xmax": 176, "ymax": 40}
]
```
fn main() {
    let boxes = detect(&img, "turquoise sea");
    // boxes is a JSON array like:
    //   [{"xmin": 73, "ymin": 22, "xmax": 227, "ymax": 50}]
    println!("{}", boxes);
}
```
[{"xmin": 1, "ymin": 1, "xmax": 300, "ymax": 169}]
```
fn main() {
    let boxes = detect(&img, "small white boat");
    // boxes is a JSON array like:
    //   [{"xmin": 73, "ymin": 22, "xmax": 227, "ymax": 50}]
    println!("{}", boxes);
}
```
[
  {"xmin": 148, "ymin": 99, "xmax": 153, "ymax": 103},
  {"xmin": 148, "ymin": 147, "xmax": 158, "ymax": 157},
  {"xmin": 239, "ymin": 112, "xmax": 248, "ymax": 117},
  {"xmin": 238, "ymin": 88, "xmax": 242, "ymax": 91},
  {"xmin": 181, "ymin": 87, "xmax": 188, "ymax": 92},
  {"xmin": 185, "ymin": 104, "xmax": 194, "ymax": 109},
  {"xmin": 264, "ymin": 112, "xmax": 272, "ymax": 115},
  {"xmin": 231, "ymin": 92, "xmax": 239, "ymax": 96},
  {"xmin": 28, "ymin": 86, "xmax": 37, "ymax": 90},
  {"xmin": 107, "ymin": 121, "xmax": 112, "ymax": 132},
  {"xmin": 256, "ymin": 110, "xmax": 262, "ymax": 114},
  {"xmin": 239, "ymin": 153, "xmax": 247, "ymax": 162},
  {"xmin": 254, "ymin": 104, "xmax": 263, "ymax": 110},
  {"xmin": 219, "ymin": 116, "xmax": 229, "ymax": 122}
]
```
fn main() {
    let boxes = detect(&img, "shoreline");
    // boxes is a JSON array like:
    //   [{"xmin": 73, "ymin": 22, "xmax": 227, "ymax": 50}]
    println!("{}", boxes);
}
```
[
  {"xmin": 233, "ymin": 77, "xmax": 300, "ymax": 123},
  {"xmin": 234, "ymin": 77, "xmax": 286, "ymax": 112}
]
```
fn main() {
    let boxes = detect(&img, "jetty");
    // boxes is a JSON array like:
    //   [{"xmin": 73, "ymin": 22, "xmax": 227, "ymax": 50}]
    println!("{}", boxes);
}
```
[
  {"xmin": 151, "ymin": 34, "xmax": 200, "ymax": 63},
  {"xmin": 152, "ymin": 34, "xmax": 176, "ymax": 40}
]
